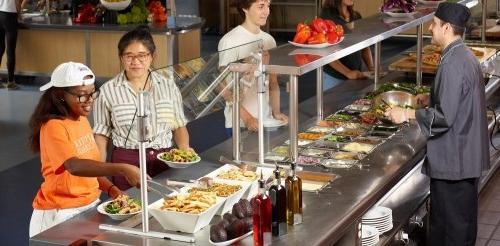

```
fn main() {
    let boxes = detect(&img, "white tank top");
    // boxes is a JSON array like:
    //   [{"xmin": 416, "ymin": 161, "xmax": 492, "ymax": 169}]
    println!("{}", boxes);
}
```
[{"xmin": 0, "ymin": 0, "xmax": 17, "ymax": 13}]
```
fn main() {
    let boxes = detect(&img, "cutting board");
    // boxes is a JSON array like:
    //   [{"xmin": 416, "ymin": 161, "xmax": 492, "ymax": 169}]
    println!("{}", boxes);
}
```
[{"xmin": 389, "ymin": 45, "xmax": 497, "ymax": 74}]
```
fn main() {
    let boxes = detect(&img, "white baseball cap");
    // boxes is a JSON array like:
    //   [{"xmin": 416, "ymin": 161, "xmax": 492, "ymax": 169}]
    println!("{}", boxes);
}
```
[{"xmin": 40, "ymin": 62, "xmax": 95, "ymax": 91}]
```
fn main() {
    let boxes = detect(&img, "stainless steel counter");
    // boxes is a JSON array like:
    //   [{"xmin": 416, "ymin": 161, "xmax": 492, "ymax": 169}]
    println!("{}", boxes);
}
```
[
  {"xmin": 264, "ymin": 0, "xmax": 478, "ymax": 76},
  {"xmin": 29, "ymin": 77, "xmax": 428, "ymax": 246},
  {"xmin": 19, "ymin": 14, "xmax": 204, "ymax": 33}
]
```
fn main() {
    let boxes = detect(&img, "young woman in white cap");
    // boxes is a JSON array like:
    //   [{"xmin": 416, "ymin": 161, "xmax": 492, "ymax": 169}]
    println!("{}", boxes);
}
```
[{"xmin": 28, "ymin": 62, "xmax": 141, "ymax": 237}]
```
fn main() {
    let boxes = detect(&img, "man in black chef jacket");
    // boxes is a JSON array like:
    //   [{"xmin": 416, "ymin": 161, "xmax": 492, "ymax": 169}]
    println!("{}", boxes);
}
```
[{"xmin": 386, "ymin": 3, "xmax": 490, "ymax": 245}]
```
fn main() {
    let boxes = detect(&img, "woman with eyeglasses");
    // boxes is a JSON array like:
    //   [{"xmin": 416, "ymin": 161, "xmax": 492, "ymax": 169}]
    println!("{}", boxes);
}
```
[
  {"xmin": 28, "ymin": 62, "xmax": 141, "ymax": 237},
  {"xmin": 93, "ymin": 26, "xmax": 191, "ymax": 190}
]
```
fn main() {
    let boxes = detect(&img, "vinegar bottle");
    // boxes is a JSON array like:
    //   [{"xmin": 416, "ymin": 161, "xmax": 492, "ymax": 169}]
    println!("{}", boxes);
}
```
[
  {"xmin": 269, "ymin": 165, "xmax": 287, "ymax": 236},
  {"xmin": 286, "ymin": 163, "xmax": 303, "ymax": 225},
  {"xmin": 252, "ymin": 171, "xmax": 272, "ymax": 246}
]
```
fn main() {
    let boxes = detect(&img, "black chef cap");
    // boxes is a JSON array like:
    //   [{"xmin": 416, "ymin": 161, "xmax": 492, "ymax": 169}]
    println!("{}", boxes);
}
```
[{"xmin": 435, "ymin": 2, "xmax": 470, "ymax": 28}]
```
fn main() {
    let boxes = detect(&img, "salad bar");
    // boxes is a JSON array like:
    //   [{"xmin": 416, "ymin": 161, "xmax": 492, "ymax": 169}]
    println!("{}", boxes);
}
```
[{"xmin": 29, "ymin": 0, "xmax": 500, "ymax": 245}]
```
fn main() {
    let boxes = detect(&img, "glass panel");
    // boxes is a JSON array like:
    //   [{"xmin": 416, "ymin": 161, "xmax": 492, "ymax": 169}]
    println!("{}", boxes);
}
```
[{"xmin": 153, "ymin": 39, "xmax": 265, "ymax": 121}]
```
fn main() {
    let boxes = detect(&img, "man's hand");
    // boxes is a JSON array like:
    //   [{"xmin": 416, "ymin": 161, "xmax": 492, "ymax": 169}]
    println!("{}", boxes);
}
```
[
  {"xmin": 273, "ymin": 112, "xmax": 288, "ymax": 124},
  {"xmin": 416, "ymin": 93, "xmax": 430, "ymax": 108},
  {"xmin": 244, "ymin": 116, "xmax": 258, "ymax": 132},
  {"xmin": 385, "ymin": 107, "xmax": 408, "ymax": 124},
  {"xmin": 346, "ymin": 70, "xmax": 366, "ymax": 80}
]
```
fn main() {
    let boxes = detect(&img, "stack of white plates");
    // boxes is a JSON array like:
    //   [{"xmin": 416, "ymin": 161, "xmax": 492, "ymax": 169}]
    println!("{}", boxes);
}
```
[
  {"xmin": 361, "ymin": 225, "xmax": 380, "ymax": 246},
  {"xmin": 362, "ymin": 206, "xmax": 393, "ymax": 234}
]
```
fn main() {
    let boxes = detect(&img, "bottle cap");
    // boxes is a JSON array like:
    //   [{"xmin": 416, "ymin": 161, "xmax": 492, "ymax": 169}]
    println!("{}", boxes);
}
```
[
  {"xmin": 258, "ymin": 170, "xmax": 265, "ymax": 188},
  {"xmin": 273, "ymin": 164, "xmax": 280, "ymax": 179}
]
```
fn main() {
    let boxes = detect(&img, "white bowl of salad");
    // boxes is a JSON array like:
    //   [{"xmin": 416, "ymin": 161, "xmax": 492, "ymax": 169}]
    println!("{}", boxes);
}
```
[{"xmin": 97, "ymin": 194, "xmax": 141, "ymax": 220}]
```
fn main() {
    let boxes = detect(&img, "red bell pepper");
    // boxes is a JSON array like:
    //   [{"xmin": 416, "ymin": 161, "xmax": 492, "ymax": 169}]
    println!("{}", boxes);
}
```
[
  {"xmin": 296, "ymin": 22, "xmax": 308, "ymax": 33},
  {"xmin": 307, "ymin": 32, "xmax": 327, "ymax": 44},
  {"xmin": 335, "ymin": 25, "xmax": 344, "ymax": 37},
  {"xmin": 293, "ymin": 26, "xmax": 311, "ymax": 44},
  {"xmin": 311, "ymin": 17, "xmax": 328, "ymax": 34},
  {"xmin": 326, "ymin": 32, "xmax": 339, "ymax": 44},
  {"xmin": 324, "ymin": 19, "xmax": 336, "ymax": 33}
]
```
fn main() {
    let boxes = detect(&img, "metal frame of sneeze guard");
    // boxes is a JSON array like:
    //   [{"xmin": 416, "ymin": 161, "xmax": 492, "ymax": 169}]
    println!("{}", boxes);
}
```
[
  {"xmin": 99, "ymin": 91, "xmax": 195, "ymax": 243},
  {"xmin": 229, "ymin": 50, "xmax": 267, "ymax": 165}
]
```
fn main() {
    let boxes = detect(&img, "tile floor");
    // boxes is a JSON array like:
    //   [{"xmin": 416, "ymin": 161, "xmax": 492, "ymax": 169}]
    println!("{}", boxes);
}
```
[{"xmin": 477, "ymin": 169, "xmax": 500, "ymax": 246}]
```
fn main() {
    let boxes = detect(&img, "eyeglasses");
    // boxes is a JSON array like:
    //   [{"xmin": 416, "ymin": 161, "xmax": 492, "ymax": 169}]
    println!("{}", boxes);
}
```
[
  {"xmin": 64, "ymin": 90, "xmax": 100, "ymax": 103},
  {"xmin": 121, "ymin": 53, "xmax": 151, "ymax": 63}
]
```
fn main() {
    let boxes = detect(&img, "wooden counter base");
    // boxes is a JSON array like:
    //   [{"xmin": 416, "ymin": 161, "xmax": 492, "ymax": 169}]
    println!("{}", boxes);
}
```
[{"xmin": 0, "ymin": 28, "xmax": 201, "ymax": 78}]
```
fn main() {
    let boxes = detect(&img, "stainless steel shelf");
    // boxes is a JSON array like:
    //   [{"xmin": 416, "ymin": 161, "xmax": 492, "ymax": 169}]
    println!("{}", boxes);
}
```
[{"xmin": 264, "ymin": 0, "xmax": 479, "ymax": 76}]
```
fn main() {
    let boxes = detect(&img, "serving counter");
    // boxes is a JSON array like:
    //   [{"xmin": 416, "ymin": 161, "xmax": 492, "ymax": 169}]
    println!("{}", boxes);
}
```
[
  {"xmin": 28, "ymin": 0, "xmax": 500, "ymax": 245},
  {"xmin": 0, "ymin": 15, "xmax": 203, "ymax": 78},
  {"xmin": 29, "ymin": 75, "xmax": 429, "ymax": 246}
]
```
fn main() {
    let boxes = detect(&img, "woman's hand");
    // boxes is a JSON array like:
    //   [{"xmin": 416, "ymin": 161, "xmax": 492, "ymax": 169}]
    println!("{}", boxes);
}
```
[
  {"xmin": 273, "ymin": 112, "xmax": 288, "ymax": 124},
  {"xmin": 120, "ymin": 164, "xmax": 143, "ymax": 188},
  {"xmin": 109, "ymin": 186, "xmax": 126, "ymax": 199}
]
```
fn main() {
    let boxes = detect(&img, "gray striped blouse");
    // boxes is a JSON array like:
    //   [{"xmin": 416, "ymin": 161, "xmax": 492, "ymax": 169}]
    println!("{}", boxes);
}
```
[{"xmin": 93, "ymin": 71, "xmax": 187, "ymax": 150}]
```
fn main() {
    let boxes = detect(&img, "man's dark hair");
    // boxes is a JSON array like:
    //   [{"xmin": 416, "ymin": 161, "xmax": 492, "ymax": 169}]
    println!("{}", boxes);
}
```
[
  {"xmin": 235, "ymin": 0, "xmax": 258, "ymax": 18},
  {"xmin": 440, "ymin": 21, "xmax": 466, "ymax": 37}
]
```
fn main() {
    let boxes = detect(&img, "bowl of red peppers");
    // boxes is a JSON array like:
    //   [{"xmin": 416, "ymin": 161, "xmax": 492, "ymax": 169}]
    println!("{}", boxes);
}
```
[{"xmin": 289, "ymin": 17, "xmax": 345, "ymax": 48}]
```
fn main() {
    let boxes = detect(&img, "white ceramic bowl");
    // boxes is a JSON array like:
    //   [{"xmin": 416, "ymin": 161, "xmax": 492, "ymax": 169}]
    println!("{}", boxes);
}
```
[
  {"xmin": 211, "ymin": 180, "xmax": 251, "ymax": 216},
  {"xmin": 148, "ymin": 196, "xmax": 225, "ymax": 233},
  {"xmin": 100, "ymin": 0, "xmax": 131, "ymax": 11},
  {"xmin": 288, "ymin": 36, "xmax": 344, "ymax": 49},
  {"xmin": 157, "ymin": 153, "xmax": 201, "ymax": 168},
  {"xmin": 97, "ymin": 200, "xmax": 141, "ymax": 220}
]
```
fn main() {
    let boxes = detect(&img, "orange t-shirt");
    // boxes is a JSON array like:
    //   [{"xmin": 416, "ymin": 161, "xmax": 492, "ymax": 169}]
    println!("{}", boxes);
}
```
[{"xmin": 32, "ymin": 117, "xmax": 101, "ymax": 210}]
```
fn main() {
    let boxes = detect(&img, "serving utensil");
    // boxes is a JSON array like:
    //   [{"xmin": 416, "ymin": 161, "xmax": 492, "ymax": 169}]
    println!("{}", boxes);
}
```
[{"xmin": 147, "ymin": 179, "xmax": 181, "ymax": 195}]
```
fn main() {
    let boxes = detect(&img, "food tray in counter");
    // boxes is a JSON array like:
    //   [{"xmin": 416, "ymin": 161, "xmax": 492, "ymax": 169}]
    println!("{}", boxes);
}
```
[
  {"xmin": 300, "ymin": 148, "xmax": 333, "ymax": 158},
  {"xmin": 203, "ymin": 164, "xmax": 273, "ymax": 199},
  {"xmin": 310, "ymin": 140, "xmax": 346, "ymax": 150},
  {"xmin": 332, "ymin": 127, "xmax": 367, "ymax": 137},
  {"xmin": 321, "ymin": 159, "xmax": 357, "ymax": 169},
  {"xmin": 297, "ymin": 155, "xmax": 326, "ymax": 166},
  {"xmin": 389, "ymin": 45, "xmax": 497, "ymax": 74},
  {"xmin": 341, "ymin": 142, "xmax": 376, "ymax": 154},
  {"xmin": 264, "ymin": 153, "xmax": 288, "ymax": 162},
  {"xmin": 284, "ymin": 139, "xmax": 314, "ymax": 146},
  {"xmin": 297, "ymin": 132, "xmax": 326, "ymax": 141},
  {"xmin": 331, "ymin": 151, "xmax": 366, "ymax": 161},
  {"xmin": 325, "ymin": 111, "xmax": 360, "ymax": 123},
  {"xmin": 344, "ymin": 104, "xmax": 371, "ymax": 112},
  {"xmin": 306, "ymin": 126, "xmax": 336, "ymax": 134},
  {"xmin": 187, "ymin": 180, "xmax": 250, "ymax": 216}
]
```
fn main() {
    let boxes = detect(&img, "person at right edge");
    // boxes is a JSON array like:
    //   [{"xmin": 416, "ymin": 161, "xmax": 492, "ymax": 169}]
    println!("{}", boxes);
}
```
[
  {"xmin": 0, "ymin": 0, "xmax": 22, "ymax": 89},
  {"xmin": 385, "ymin": 3, "xmax": 489, "ymax": 245},
  {"xmin": 320, "ymin": 0, "xmax": 375, "ymax": 89}
]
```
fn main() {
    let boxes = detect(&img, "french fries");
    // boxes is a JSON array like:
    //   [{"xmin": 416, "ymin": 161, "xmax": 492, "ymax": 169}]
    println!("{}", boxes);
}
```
[
  {"xmin": 216, "ymin": 169, "xmax": 257, "ymax": 181},
  {"xmin": 189, "ymin": 183, "xmax": 242, "ymax": 197},
  {"xmin": 161, "ymin": 191, "xmax": 217, "ymax": 214}
]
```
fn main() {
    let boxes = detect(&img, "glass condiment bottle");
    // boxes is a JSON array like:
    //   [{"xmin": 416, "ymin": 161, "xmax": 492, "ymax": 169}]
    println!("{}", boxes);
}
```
[
  {"xmin": 269, "ymin": 165, "xmax": 287, "ymax": 236},
  {"xmin": 286, "ymin": 163, "xmax": 303, "ymax": 225},
  {"xmin": 252, "ymin": 171, "xmax": 272, "ymax": 246}
]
